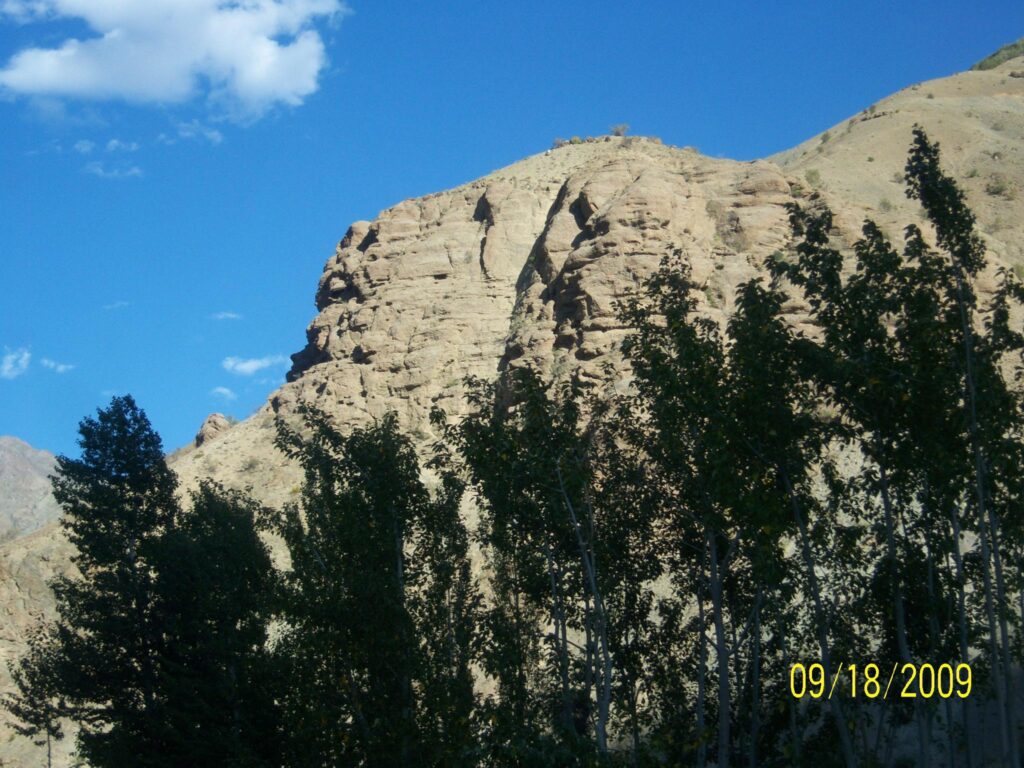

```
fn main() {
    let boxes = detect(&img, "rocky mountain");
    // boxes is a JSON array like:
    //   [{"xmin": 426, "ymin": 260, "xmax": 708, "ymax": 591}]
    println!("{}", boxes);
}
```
[
  {"xmin": 2, "ymin": 52, "xmax": 1023, "ymax": 766},
  {"xmin": 0, "ymin": 437, "xmax": 62, "ymax": 543},
  {"xmin": 0, "ymin": 439, "xmax": 75, "ymax": 767}
]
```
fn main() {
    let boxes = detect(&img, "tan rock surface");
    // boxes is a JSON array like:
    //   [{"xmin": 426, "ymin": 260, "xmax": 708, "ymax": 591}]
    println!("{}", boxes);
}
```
[
  {"xmin": 193, "ymin": 412, "xmax": 232, "ymax": 448},
  {"xmin": 3, "ymin": 54, "xmax": 1024, "ymax": 766},
  {"xmin": 0, "ymin": 437, "xmax": 62, "ymax": 543}
]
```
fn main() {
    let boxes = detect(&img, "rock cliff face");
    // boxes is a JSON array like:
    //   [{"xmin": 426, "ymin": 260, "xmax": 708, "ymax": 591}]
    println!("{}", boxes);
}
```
[
  {"xmin": 276, "ymin": 142, "xmax": 796, "ymax": 433},
  {"xmin": 2, "ymin": 55, "xmax": 1023, "ymax": 766},
  {"xmin": 0, "ymin": 437, "xmax": 62, "ymax": 542}
]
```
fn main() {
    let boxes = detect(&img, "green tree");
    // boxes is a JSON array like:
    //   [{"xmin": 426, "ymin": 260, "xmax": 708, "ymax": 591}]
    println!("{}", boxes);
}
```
[
  {"xmin": 3, "ymin": 628, "xmax": 64, "ymax": 768},
  {"xmin": 268, "ymin": 406, "xmax": 480, "ymax": 767},
  {"xmin": 417, "ymin": 429, "xmax": 484, "ymax": 767},
  {"xmin": 440, "ymin": 369, "xmax": 659, "ymax": 764},
  {"xmin": 724, "ymin": 275, "xmax": 863, "ymax": 767},
  {"xmin": 4, "ymin": 397, "xmax": 281, "ymax": 768},
  {"xmin": 154, "ymin": 482, "xmax": 280, "ymax": 766},
  {"xmin": 47, "ymin": 395, "xmax": 179, "ymax": 766},
  {"xmin": 905, "ymin": 126, "xmax": 1024, "ymax": 766},
  {"xmin": 268, "ymin": 408, "xmax": 422, "ymax": 766},
  {"xmin": 767, "ymin": 128, "xmax": 1024, "ymax": 765},
  {"xmin": 619, "ymin": 257, "xmax": 752, "ymax": 768}
]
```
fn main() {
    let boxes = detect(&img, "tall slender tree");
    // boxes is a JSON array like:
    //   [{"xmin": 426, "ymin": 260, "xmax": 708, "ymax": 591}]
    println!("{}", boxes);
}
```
[
  {"xmin": 268, "ymin": 406, "xmax": 480, "ymax": 767},
  {"xmin": 3, "ymin": 629, "xmax": 64, "ymax": 768},
  {"xmin": 154, "ymin": 481, "xmax": 280, "ymax": 766},
  {"xmin": 443, "ymin": 371, "xmax": 612, "ymax": 762},
  {"xmin": 619, "ymin": 255, "xmax": 755, "ymax": 768},
  {"xmin": 268, "ymin": 408, "xmax": 425, "ymax": 766},
  {"xmin": 47, "ymin": 395, "xmax": 179, "ymax": 766}
]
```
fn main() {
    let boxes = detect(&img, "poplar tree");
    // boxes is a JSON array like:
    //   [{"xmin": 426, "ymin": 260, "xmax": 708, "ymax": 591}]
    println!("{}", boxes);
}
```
[
  {"xmin": 268, "ymin": 408, "xmax": 424, "ymax": 766},
  {"xmin": 905, "ymin": 127, "xmax": 1024, "ymax": 766},
  {"xmin": 154, "ymin": 482, "xmax": 280, "ymax": 766},
  {"xmin": 619, "ymin": 255, "xmax": 750, "ymax": 768},
  {"xmin": 443, "ymin": 371, "xmax": 606, "ymax": 762},
  {"xmin": 268, "ymin": 406, "xmax": 480, "ymax": 767},
  {"xmin": 724, "ymin": 276, "xmax": 859, "ymax": 767},
  {"xmin": 770, "ymin": 128, "xmax": 1024, "ymax": 764},
  {"xmin": 3, "ymin": 629, "xmax": 64, "ymax": 768}
]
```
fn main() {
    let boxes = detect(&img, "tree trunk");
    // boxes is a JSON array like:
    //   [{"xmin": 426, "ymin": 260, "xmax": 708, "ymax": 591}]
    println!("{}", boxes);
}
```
[
  {"xmin": 782, "ymin": 470, "xmax": 858, "ymax": 768},
  {"xmin": 778, "ymin": 616, "xmax": 802, "ymax": 767},
  {"xmin": 877, "ymin": 461, "xmax": 912, "ymax": 665},
  {"xmin": 557, "ymin": 468, "xmax": 612, "ymax": 754},
  {"xmin": 987, "ymin": 504, "xmax": 1020, "ymax": 767},
  {"xmin": 954, "ymin": 272, "xmax": 1019, "ymax": 766},
  {"xmin": 696, "ymin": 572, "xmax": 708, "ymax": 768},
  {"xmin": 543, "ymin": 542, "xmax": 574, "ymax": 736},
  {"xmin": 749, "ymin": 596, "xmax": 761, "ymax": 768},
  {"xmin": 708, "ymin": 532, "xmax": 731, "ymax": 768},
  {"xmin": 949, "ymin": 504, "xmax": 976, "ymax": 768},
  {"xmin": 978, "ymin": 501, "xmax": 1011, "ymax": 763}
]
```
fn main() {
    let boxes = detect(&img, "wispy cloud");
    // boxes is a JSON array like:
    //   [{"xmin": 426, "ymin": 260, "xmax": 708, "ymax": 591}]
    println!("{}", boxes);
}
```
[
  {"xmin": 24, "ymin": 95, "xmax": 105, "ymax": 127},
  {"xmin": 84, "ymin": 161, "xmax": 142, "ymax": 179},
  {"xmin": 158, "ymin": 120, "xmax": 224, "ymax": 146},
  {"xmin": 23, "ymin": 138, "xmax": 62, "ymax": 156},
  {"xmin": 1, "ymin": 348, "xmax": 30, "ymax": 380},
  {"xmin": 73, "ymin": 139, "xmax": 94, "ymax": 154},
  {"xmin": 41, "ymin": 357, "xmax": 74, "ymax": 373},
  {"xmin": 102, "ymin": 300, "xmax": 131, "ymax": 310},
  {"xmin": 0, "ymin": 0, "xmax": 350, "ymax": 120},
  {"xmin": 211, "ymin": 311, "xmax": 242, "ymax": 321},
  {"xmin": 178, "ymin": 119, "xmax": 223, "ymax": 145},
  {"xmin": 210, "ymin": 386, "xmax": 237, "ymax": 401},
  {"xmin": 105, "ymin": 138, "xmax": 139, "ymax": 153},
  {"xmin": 223, "ymin": 355, "xmax": 288, "ymax": 376}
]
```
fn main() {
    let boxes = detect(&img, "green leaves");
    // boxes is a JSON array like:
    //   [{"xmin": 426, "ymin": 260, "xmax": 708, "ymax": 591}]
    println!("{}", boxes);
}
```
[
  {"xmin": 5, "ymin": 398, "xmax": 282, "ymax": 767},
  {"xmin": 268, "ymin": 406, "xmax": 482, "ymax": 766}
]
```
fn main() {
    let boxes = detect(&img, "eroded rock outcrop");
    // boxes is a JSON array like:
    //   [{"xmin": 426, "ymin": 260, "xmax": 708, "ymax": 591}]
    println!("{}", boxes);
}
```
[
  {"xmin": 266, "ymin": 141, "xmax": 819, "ymax": 449},
  {"xmin": 194, "ymin": 413, "xmax": 232, "ymax": 447}
]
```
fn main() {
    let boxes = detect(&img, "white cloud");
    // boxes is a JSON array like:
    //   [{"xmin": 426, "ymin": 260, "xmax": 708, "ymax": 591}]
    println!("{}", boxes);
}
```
[
  {"xmin": 73, "ymin": 138, "xmax": 94, "ymax": 153},
  {"xmin": 1, "ymin": 348, "xmax": 30, "ymax": 379},
  {"xmin": 210, "ymin": 385, "xmax": 237, "ymax": 400},
  {"xmin": 102, "ymin": 300, "xmax": 131, "ymax": 310},
  {"xmin": 84, "ymin": 161, "xmax": 142, "ymax": 179},
  {"xmin": 41, "ymin": 357, "xmax": 74, "ymax": 373},
  {"xmin": 0, "ymin": 0, "xmax": 349, "ymax": 119},
  {"xmin": 157, "ymin": 120, "xmax": 223, "ymax": 146},
  {"xmin": 177, "ymin": 119, "xmax": 223, "ymax": 144},
  {"xmin": 0, "ymin": 1, "xmax": 48, "ymax": 23},
  {"xmin": 222, "ymin": 354, "xmax": 288, "ymax": 376},
  {"xmin": 24, "ymin": 94, "xmax": 105, "ymax": 126},
  {"xmin": 211, "ymin": 310, "xmax": 242, "ymax": 320},
  {"xmin": 105, "ymin": 138, "xmax": 138, "ymax": 152}
]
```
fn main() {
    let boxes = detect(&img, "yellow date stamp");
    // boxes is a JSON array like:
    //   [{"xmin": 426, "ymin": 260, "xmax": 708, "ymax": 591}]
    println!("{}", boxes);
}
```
[{"xmin": 789, "ymin": 663, "xmax": 972, "ymax": 700}]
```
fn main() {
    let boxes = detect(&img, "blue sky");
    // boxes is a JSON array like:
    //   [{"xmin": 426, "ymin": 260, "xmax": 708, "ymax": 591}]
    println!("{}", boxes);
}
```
[{"xmin": 1, "ymin": 0, "xmax": 1022, "ymax": 458}]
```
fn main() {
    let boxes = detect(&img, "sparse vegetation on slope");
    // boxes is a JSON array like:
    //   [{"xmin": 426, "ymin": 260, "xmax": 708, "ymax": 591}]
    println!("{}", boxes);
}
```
[{"xmin": 971, "ymin": 36, "xmax": 1024, "ymax": 70}]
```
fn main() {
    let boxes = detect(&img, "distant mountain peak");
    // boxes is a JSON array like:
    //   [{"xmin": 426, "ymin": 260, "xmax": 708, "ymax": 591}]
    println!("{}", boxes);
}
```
[{"xmin": 0, "ymin": 436, "xmax": 61, "ymax": 542}]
